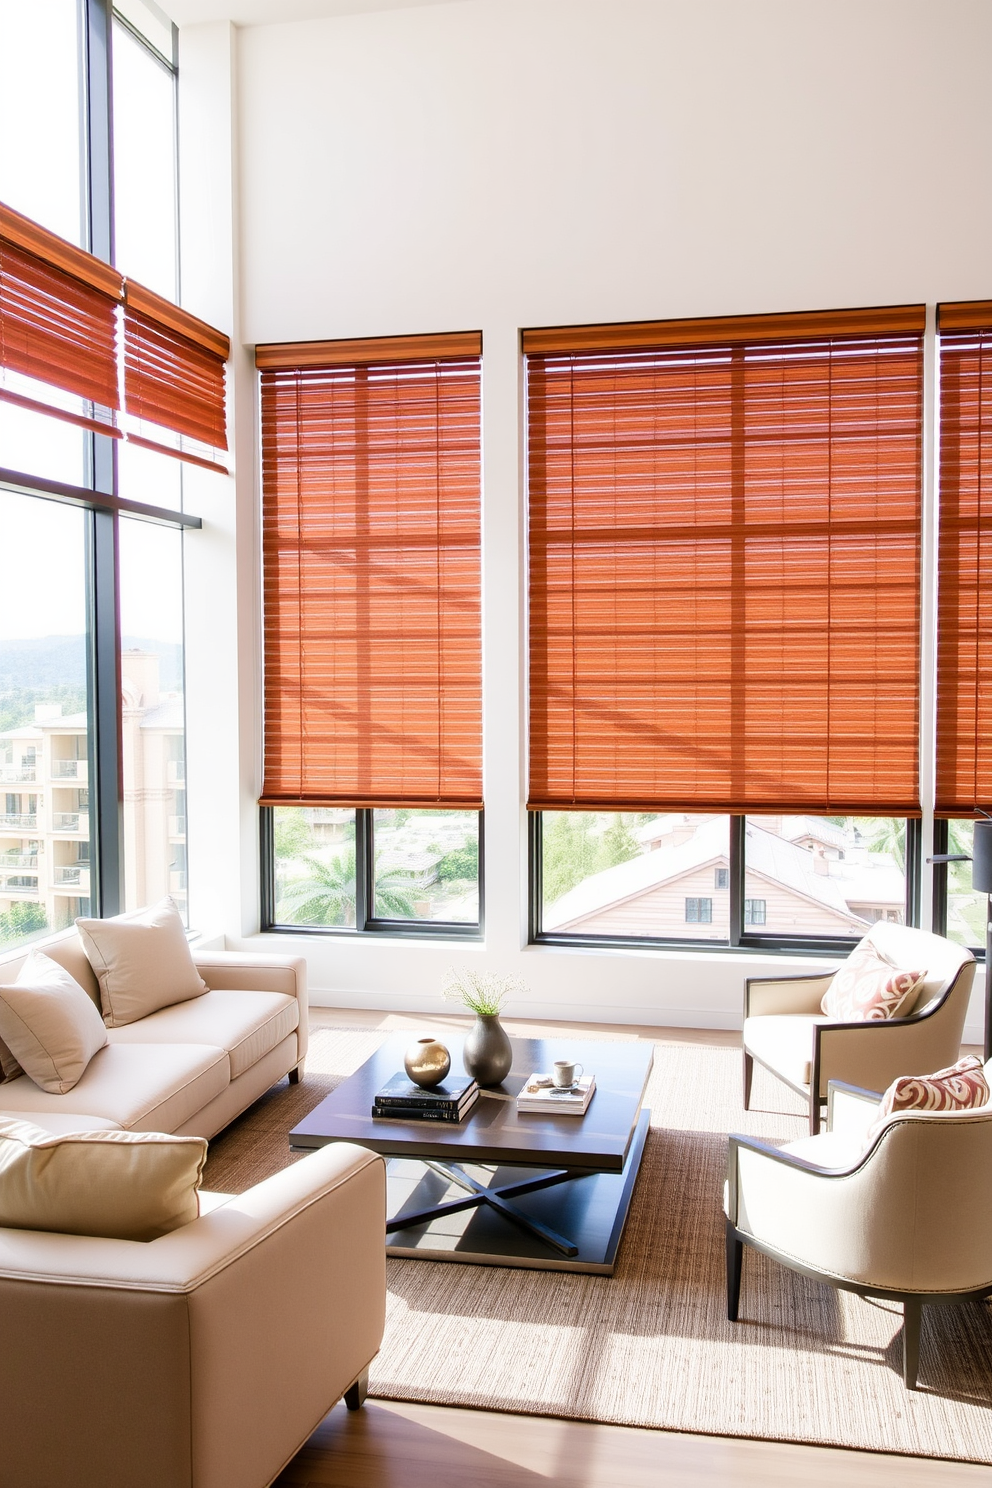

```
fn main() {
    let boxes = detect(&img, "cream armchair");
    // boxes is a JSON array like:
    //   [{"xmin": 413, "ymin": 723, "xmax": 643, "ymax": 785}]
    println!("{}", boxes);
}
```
[
  {"xmin": 743, "ymin": 922, "xmax": 975, "ymax": 1132},
  {"xmin": 0, "ymin": 1142, "xmax": 386, "ymax": 1488},
  {"xmin": 726, "ymin": 1077, "xmax": 992, "ymax": 1388}
]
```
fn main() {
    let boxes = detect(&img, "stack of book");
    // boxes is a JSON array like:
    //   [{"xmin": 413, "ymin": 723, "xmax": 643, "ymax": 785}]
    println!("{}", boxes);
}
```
[
  {"xmin": 516, "ymin": 1073, "xmax": 596, "ymax": 1116},
  {"xmin": 372, "ymin": 1071, "xmax": 479, "ymax": 1123}
]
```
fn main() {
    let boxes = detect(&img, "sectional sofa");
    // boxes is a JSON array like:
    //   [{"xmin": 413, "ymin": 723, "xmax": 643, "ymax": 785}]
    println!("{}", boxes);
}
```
[{"xmin": 0, "ymin": 931, "xmax": 308, "ymax": 1139}]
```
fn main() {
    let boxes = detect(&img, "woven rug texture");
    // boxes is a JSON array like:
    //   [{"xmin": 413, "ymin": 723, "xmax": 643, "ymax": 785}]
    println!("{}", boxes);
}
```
[{"xmin": 203, "ymin": 1026, "xmax": 992, "ymax": 1462}]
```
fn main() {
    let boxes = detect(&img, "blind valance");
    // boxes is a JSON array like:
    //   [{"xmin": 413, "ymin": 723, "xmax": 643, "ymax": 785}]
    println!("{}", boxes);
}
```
[
  {"xmin": 935, "ymin": 302, "xmax": 992, "ymax": 816},
  {"xmin": 527, "ymin": 311, "xmax": 924, "ymax": 816},
  {"xmin": 259, "ymin": 340, "xmax": 483, "ymax": 809}
]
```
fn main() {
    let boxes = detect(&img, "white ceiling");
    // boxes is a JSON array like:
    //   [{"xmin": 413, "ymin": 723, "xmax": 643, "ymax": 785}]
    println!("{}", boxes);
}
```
[{"xmin": 166, "ymin": 0, "xmax": 473, "ymax": 26}]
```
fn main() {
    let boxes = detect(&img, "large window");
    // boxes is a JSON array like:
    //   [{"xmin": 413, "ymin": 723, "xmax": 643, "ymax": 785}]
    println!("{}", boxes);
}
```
[
  {"xmin": 258, "ymin": 332, "xmax": 484, "ymax": 938},
  {"xmin": 270, "ymin": 808, "xmax": 481, "ymax": 934},
  {"xmin": 0, "ymin": 494, "xmax": 92, "ymax": 949},
  {"xmin": 0, "ymin": 0, "xmax": 213, "ymax": 950},
  {"xmin": 527, "ymin": 309, "xmax": 924, "ymax": 951}
]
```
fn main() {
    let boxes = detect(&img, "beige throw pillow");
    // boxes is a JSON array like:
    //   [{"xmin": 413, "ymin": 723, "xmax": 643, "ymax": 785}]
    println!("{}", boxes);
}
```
[
  {"xmin": 0, "ymin": 952, "xmax": 108, "ymax": 1095},
  {"xmin": 76, "ymin": 896, "xmax": 208, "ymax": 1028},
  {"xmin": 0, "ymin": 1117, "xmax": 206, "ymax": 1240}
]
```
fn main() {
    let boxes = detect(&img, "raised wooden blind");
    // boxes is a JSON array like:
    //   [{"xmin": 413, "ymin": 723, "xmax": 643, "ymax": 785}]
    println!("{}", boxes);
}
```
[
  {"xmin": 527, "ymin": 310, "xmax": 924, "ymax": 815},
  {"xmin": 259, "ymin": 334, "xmax": 483, "ymax": 809},
  {"xmin": 935, "ymin": 301, "xmax": 992, "ymax": 816},
  {"xmin": 0, "ymin": 200, "xmax": 123, "ymax": 435},
  {"xmin": 123, "ymin": 279, "xmax": 230, "ymax": 466}
]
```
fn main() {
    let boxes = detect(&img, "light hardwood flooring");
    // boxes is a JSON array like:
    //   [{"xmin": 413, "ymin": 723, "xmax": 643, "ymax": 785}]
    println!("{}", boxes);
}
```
[{"xmin": 276, "ymin": 1006, "xmax": 989, "ymax": 1488}]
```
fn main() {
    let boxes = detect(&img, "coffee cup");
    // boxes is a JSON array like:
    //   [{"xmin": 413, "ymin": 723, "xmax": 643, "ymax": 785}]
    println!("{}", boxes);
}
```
[{"xmin": 553, "ymin": 1060, "xmax": 583, "ymax": 1088}]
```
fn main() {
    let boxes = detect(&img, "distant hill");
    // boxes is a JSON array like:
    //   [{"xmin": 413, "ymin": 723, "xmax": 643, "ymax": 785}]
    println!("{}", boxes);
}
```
[{"xmin": 0, "ymin": 636, "xmax": 183, "ymax": 731}]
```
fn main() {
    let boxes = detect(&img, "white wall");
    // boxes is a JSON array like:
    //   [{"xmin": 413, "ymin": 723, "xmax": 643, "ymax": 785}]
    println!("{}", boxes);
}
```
[{"xmin": 178, "ymin": 0, "xmax": 992, "ymax": 1036}]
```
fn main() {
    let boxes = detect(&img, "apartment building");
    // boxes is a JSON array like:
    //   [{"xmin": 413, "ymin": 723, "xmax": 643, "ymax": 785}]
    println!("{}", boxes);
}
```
[{"xmin": 0, "ymin": 651, "xmax": 185, "ymax": 942}]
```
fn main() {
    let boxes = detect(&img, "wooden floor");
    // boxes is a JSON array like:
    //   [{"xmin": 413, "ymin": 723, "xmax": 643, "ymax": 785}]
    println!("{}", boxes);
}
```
[
  {"xmin": 279, "ymin": 1007, "xmax": 990, "ymax": 1488},
  {"xmin": 276, "ymin": 1398, "xmax": 991, "ymax": 1487}
]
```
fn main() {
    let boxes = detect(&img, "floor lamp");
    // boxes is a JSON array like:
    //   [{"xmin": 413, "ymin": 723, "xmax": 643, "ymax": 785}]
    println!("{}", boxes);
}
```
[{"xmin": 930, "ymin": 817, "xmax": 992, "ymax": 1061}]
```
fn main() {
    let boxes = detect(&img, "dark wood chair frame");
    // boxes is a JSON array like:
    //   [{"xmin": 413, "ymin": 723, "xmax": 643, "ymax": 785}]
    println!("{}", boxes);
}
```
[
  {"xmin": 742, "ymin": 964, "xmax": 973, "ymax": 1135},
  {"xmin": 726, "ymin": 1083, "xmax": 992, "ymax": 1388}
]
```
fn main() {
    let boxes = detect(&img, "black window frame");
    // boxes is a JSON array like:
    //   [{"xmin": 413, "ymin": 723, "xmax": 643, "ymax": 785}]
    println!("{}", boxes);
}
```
[
  {"xmin": 1, "ymin": 0, "xmax": 191, "ymax": 927},
  {"xmin": 530, "ymin": 812, "xmax": 923, "ymax": 957},
  {"xmin": 260, "ymin": 807, "xmax": 484, "ymax": 941}
]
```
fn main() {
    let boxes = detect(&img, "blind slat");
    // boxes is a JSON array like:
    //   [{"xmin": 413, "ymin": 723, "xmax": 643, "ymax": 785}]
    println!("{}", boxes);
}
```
[
  {"xmin": 528, "ymin": 325, "xmax": 923, "ymax": 816},
  {"xmin": 935, "ymin": 321, "xmax": 992, "ymax": 816},
  {"xmin": 260, "ymin": 353, "xmax": 483, "ymax": 809},
  {"xmin": 0, "ymin": 236, "xmax": 121, "ymax": 412},
  {"xmin": 123, "ymin": 283, "xmax": 228, "ymax": 452}
]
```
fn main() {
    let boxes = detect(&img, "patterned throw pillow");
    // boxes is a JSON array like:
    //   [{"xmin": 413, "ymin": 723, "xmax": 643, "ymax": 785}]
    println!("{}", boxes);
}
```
[
  {"xmin": 821, "ymin": 939, "xmax": 925, "ymax": 1023},
  {"xmin": 868, "ymin": 1055, "xmax": 990, "ymax": 1140}
]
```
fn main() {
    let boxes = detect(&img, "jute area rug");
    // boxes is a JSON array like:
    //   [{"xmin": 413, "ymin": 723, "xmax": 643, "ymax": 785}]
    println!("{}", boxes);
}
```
[{"xmin": 203, "ymin": 1027, "xmax": 992, "ymax": 1463}]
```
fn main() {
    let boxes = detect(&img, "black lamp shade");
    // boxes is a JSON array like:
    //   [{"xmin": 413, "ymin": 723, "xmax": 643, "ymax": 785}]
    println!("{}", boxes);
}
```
[{"xmin": 972, "ymin": 820, "xmax": 992, "ymax": 894}]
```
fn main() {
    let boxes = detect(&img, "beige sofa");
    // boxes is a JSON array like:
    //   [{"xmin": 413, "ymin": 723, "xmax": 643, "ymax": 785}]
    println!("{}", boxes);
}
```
[
  {"xmin": 0, "ymin": 1140, "xmax": 386, "ymax": 1488},
  {"xmin": 0, "ymin": 932, "xmax": 308, "ymax": 1139}
]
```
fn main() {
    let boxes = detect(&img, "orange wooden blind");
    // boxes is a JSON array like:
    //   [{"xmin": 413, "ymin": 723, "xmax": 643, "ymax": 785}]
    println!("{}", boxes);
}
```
[
  {"xmin": 0, "ymin": 201, "xmax": 123, "ymax": 433},
  {"xmin": 123, "ymin": 279, "xmax": 230, "ymax": 458},
  {"xmin": 935, "ymin": 302, "xmax": 992, "ymax": 816},
  {"xmin": 259, "ymin": 341, "xmax": 483, "ymax": 809},
  {"xmin": 528, "ymin": 313, "xmax": 924, "ymax": 815}
]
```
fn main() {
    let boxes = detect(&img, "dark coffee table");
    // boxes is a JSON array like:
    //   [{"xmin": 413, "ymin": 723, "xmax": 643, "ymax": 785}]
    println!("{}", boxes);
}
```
[{"xmin": 289, "ymin": 1033, "xmax": 653, "ymax": 1273}]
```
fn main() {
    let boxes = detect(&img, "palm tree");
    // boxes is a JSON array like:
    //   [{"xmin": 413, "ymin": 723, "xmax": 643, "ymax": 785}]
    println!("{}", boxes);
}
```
[
  {"xmin": 277, "ymin": 850, "xmax": 358, "ymax": 925},
  {"xmin": 276, "ymin": 847, "xmax": 419, "ymax": 925}
]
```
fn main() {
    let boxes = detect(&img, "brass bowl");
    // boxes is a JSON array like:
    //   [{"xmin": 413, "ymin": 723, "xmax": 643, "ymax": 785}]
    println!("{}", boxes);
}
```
[{"xmin": 403, "ymin": 1036, "xmax": 451, "ymax": 1088}]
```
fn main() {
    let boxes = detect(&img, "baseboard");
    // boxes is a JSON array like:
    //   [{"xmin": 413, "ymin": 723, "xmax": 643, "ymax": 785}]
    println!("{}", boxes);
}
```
[{"xmin": 308, "ymin": 986, "xmax": 742, "ymax": 1031}]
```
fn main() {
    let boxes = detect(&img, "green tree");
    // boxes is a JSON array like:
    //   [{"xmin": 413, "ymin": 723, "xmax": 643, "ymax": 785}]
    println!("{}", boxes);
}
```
[
  {"xmin": 542, "ymin": 813, "xmax": 603, "ymax": 905},
  {"xmin": 0, "ymin": 902, "xmax": 48, "ymax": 947},
  {"xmin": 276, "ymin": 848, "xmax": 418, "ymax": 925},
  {"xmin": 277, "ymin": 850, "xmax": 359, "ymax": 926},
  {"xmin": 273, "ymin": 808, "xmax": 316, "ymax": 862},
  {"xmin": 435, "ymin": 836, "xmax": 479, "ymax": 884},
  {"xmin": 602, "ymin": 814, "xmax": 639, "ymax": 867},
  {"xmin": 860, "ymin": 817, "xmax": 906, "ymax": 871}
]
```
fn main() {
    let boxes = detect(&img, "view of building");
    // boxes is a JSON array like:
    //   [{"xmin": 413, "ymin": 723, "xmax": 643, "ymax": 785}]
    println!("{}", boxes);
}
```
[{"xmin": 0, "ymin": 650, "xmax": 185, "ymax": 944}]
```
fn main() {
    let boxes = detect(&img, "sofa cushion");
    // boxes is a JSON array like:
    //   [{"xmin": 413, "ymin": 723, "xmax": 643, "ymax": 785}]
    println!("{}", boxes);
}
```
[
  {"xmin": 0, "ymin": 953, "xmax": 108, "ymax": 1094},
  {"xmin": 0, "ymin": 1111, "xmax": 122, "ymax": 1135},
  {"xmin": 106, "ymin": 989, "xmax": 299, "ymax": 1080},
  {"xmin": 76, "ymin": 897, "xmax": 209, "ymax": 1028},
  {"xmin": 0, "ymin": 1117, "xmax": 206, "ymax": 1240},
  {"xmin": 0, "ymin": 1042, "xmax": 229, "ymax": 1132},
  {"xmin": 743, "ymin": 1014, "xmax": 832, "ymax": 1088}
]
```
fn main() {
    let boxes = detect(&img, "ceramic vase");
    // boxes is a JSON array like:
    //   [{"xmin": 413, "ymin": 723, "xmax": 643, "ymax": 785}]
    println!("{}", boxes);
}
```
[
  {"xmin": 403, "ymin": 1036, "xmax": 451, "ymax": 1088},
  {"xmin": 463, "ymin": 1013, "xmax": 512, "ymax": 1087}
]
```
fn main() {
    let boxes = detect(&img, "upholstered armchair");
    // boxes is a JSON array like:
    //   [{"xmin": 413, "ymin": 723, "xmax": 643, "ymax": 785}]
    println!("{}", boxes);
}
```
[
  {"xmin": 742, "ymin": 922, "xmax": 976, "ymax": 1132},
  {"xmin": 0, "ymin": 1141, "xmax": 386, "ymax": 1488},
  {"xmin": 726, "ymin": 1077, "xmax": 992, "ymax": 1388}
]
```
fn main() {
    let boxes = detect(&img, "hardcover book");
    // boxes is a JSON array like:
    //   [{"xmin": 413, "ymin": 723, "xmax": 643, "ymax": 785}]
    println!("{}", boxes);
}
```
[
  {"xmin": 374, "ymin": 1071, "xmax": 478, "ymax": 1109},
  {"xmin": 372, "ymin": 1087, "xmax": 479, "ymax": 1123}
]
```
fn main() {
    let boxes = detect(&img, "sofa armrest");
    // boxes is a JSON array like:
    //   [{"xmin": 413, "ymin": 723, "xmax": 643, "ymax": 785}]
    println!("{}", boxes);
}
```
[
  {"xmin": 193, "ymin": 950, "xmax": 309, "ymax": 1065},
  {"xmin": 744, "ymin": 973, "xmax": 835, "ymax": 1019},
  {"xmin": 0, "ymin": 1141, "xmax": 378, "ymax": 1293}
]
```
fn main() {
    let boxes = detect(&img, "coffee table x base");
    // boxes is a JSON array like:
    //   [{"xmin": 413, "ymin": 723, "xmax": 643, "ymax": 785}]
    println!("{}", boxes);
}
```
[{"xmin": 392, "ymin": 1159, "xmax": 582, "ymax": 1257}]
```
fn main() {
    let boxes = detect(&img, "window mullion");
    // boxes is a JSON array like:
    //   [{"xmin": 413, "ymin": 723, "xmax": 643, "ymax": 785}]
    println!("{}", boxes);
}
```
[
  {"xmin": 85, "ymin": 505, "xmax": 123, "ymax": 915},
  {"xmin": 354, "ymin": 810, "xmax": 373, "ymax": 930},
  {"xmin": 729, "ymin": 814, "xmax": 744, "ymax": 946}
]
